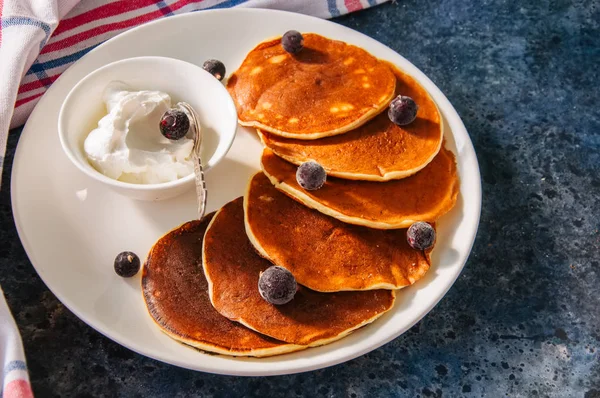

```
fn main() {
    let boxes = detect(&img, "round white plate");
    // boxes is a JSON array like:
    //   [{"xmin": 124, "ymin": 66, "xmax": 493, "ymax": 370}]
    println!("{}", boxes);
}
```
[{"xmin": 11, "ymin": 9, "xmax": 481, "ymax": 376}]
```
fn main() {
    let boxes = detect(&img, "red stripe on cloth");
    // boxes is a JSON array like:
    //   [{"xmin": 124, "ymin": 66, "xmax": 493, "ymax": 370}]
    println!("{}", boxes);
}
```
[
  {"xmin": 15, "ymin": 92, "xmax": 44, "ymax": 107},
  {"xmin": 3, "ymin": 379, "xmax": 34, "ymax": 398},
  {"xmin": 41, "ymin": 0, "xmax": 201, "ymax": 54},
  {"xmin": 53, "ymin": 0, "xmax": 161, "ymax": 36},
  {"xmin": 18, "ymin": 74, "xmax": 60, "ymax": 94},
  {"xmin": 344, "ymin": 0, "xmax": 363, "ymax": 13}
]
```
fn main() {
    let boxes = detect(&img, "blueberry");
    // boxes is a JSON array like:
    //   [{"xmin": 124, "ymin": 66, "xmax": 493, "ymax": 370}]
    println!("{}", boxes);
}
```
[
  {"xmin": 159, "ymin": 109, "xmax": 190, "ymax": 140},
  {"xmin": 296, "ymin": 161, "xmax": 327, "ymax": 190},
  {"xmin": 258, "ymin": 266, "xmax": 297, "ymax": 305},
  {"xmin": 282, "ymin": 30, "xmax": 304, "ymax": 54},
  {"xmin": 202, "ymin": 59, "xmax": 226, "ymax": 81},
  {"xmin": 406, "ymin": 222, "xmax": 436, "ymax": 250},
  {"xmin": 114, "ymin": 251, "xmax": 140, "ymax": 277},
  {"xmin": 388, "ymin": 95, "xmax": 418, "ymax": 126}
]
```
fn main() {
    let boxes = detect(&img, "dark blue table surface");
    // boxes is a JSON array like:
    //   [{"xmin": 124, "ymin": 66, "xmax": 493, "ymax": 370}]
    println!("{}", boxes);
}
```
[{"xmin": 1, "ymin": 1, "xmax": 599, "ymax": 397}]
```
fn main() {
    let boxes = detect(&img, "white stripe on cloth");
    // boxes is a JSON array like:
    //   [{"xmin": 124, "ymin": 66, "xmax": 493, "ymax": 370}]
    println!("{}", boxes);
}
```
[
  {"xmin": 48, "ymin": 4, "xmax": 171, "ymax": 41},
  {"xmin": 59, "ymin": 0, "xmax": 124, "ymax": 19},
  {"xmin": 235, "ymin": 0, "xmax": 332, "ymax": 18}
]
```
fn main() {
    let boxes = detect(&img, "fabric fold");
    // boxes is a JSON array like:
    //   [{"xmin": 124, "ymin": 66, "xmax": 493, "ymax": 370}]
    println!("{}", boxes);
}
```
[{"xmin": 1, "ymin": 287, "xmax": 34, "ymax": 398}]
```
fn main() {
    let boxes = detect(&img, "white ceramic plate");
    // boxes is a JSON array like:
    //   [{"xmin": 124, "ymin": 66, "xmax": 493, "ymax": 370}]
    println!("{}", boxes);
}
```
[{"xmin": 11, "ymin": 9, "xmax": 481, "ymax": 376}]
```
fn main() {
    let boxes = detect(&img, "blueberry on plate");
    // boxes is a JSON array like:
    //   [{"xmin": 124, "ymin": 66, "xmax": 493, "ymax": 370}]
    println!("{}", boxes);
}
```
[
  {"xmin": 406, "ymin": 222, "xmax": 435, "ymax": 250},
  {"xmin": 388, "ymin": 95, "xmax": 418, "ymax": 126},
  {"xmin": 202, "ymin": 59, "xmax": 226, "ymax": 81},
  {"xmin": 282, "ymin": 30, "xmax": 304, "ymax": 54},
  {"xmin": 258, "ymin": 266, "xmax": 297, "ymax": 305},
  {"xmin": 296, "ymin": 161, "xmax": 327, "ymax": 190},
  {"xmin": 159, "ymin": 109, "xmax": 190, "ymax": 140},
  {"xmin": 114, "ymin": 251, "xmax": 140, "ymax": 277}
]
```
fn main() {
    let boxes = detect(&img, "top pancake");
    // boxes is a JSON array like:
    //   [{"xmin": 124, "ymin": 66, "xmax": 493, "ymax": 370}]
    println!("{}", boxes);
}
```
[
  {"xmin": 142, "ymin": 214, "xmax": 304, "ymax": 357},
  {"xmin": 227, "ymin": 33, "xmax": 396, "ymax": 139},
  {"xmin": 203, "ymin": 197, "xmax": 395, "ymax": 346},
  {"xmin": 259, "ymin": 65, "xmax": 443, "ymax": 180}
]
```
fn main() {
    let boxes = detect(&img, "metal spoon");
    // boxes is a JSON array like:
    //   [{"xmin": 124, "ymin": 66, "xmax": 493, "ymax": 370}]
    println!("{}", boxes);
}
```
[{"xmin": 176, "ymin": 102, "xmax": 207, "ymax": 220}]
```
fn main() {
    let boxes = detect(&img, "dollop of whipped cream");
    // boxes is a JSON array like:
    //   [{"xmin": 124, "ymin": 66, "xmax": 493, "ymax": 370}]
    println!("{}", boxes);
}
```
[{"xmin": 84, "ymin": 82, "xmax": 194, "ymax": 184}]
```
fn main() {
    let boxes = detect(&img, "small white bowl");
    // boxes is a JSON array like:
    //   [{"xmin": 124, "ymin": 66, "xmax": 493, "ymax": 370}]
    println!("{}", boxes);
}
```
[{"xmin": 58, "ymin": 56, "xmax": 237, "ymax": 201}]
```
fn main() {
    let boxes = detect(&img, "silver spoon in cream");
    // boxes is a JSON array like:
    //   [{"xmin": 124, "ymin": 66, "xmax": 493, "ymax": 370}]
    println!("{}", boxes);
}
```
[{"xmin": 160, "ymin": 103, "xmax": 207, "ymax": 219}]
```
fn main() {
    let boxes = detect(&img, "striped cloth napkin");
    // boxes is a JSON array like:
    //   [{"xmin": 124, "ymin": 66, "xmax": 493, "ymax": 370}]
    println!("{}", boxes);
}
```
[
  {"xmin": 0, "ymin": 0, "xmax": 388, "ymax": 185},
  {"xmin": 0, "ymin": 0, "xmax": 387, "ymax": 394}
]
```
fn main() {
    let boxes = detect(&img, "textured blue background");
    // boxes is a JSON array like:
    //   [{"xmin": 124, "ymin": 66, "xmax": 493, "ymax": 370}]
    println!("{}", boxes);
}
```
[{"xmin": 1, "ymin": 1, "xmax": 599, "ymax": 397}]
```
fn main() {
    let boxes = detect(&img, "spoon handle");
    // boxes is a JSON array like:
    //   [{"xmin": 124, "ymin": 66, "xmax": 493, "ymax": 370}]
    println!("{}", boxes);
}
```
[
  {"xmin": 178, "ymin": 102, "xmax": 207, "ymax": 220},
  {"xmin": 192, "ymin": 151, "xmax": 207, "ymax": 220}
]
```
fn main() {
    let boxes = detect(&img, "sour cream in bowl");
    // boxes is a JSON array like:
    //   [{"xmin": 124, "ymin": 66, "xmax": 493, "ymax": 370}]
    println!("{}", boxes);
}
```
[{"xmin": 58, "ymin": 56, "xmax": 237, "ymax": 201}]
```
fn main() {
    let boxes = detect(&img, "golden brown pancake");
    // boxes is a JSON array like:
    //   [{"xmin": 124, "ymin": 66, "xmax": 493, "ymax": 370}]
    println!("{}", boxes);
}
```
[
  {"xmin": 260, "ymin": 146, "xmax": 458, "ymax": 229},
  {"xmin": 244, "ymin": 173, "xmax": 432, "ymax": 292},
  {"xmin": 258, "ymin": 65, "xmax": 443, "ymax": 180},
  {"xmin": 142, "ymin": 213, "xmax": 305, "ymax": 357},
  {"xmin": 227, "ymin": 33, "xmax": 396, "ymax": 139},
  {"xmin": 203, "ymin": 197, "xmax": 395, "ymax": 346}
]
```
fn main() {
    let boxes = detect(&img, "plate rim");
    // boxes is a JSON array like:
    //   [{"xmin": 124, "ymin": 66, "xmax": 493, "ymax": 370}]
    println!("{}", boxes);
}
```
[{"xmin": 11, "ymin": 8, "xmax": 482, "ymax": 376}]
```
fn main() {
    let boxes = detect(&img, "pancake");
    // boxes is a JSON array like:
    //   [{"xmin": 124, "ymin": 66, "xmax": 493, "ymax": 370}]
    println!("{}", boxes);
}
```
[
  {"xmin": 203, "ymin": 197, "xmax": 395, "ymax": 346},
  {"xmin": 258, "ymin": 65, "xmax": 443, "ymax": 180},
  {"xmin": 244, "ymin": 173, "xmax": 432, "ymax": 292},
  {"xmin": 227, "ymin": 33, "xmax": 396, "ymax": 139},
  {"xmin": 142, "ymin": 213, "xmax": 304, "ymax": 357},
  {"xmin": 260, "ymin": 145, "xmax": 459, "ymax": 229}
]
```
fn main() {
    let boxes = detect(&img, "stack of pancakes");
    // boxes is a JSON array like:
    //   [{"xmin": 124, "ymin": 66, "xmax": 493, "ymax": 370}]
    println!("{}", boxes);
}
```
[{"xmin": 142, "ymin": 34, "xmax": 459, "ymax": 357}]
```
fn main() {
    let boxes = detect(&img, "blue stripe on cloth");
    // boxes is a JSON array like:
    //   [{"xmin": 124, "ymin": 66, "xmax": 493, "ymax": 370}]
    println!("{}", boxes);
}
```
[
  {"xmin": 28, "ymin": 60, "xmax": 51, "ymax": 83},
  {"xmin": 26, "ymin": 43, "xmax": 101, "ymax": 76},
  {"xmin": 206, "ymin": 0, "xmax": 252, "ymax": 9},
  {"xmin": 367, "ymin": 0, "xmax": 378, "ymax": 6},
  {"xmin": 3, "ymin": 360, "xmax": 27, "ymax": 375},
  {"xmin": 326, "ymin": 0, "xmax": 341, "ymax": 17},
  {"xmin": 156, "ymin": 0, "xmax": 175, "ymax": 16},
  {"xmin": 0, "ymin": 16, "xmax": 52, "ymax": 49}
]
